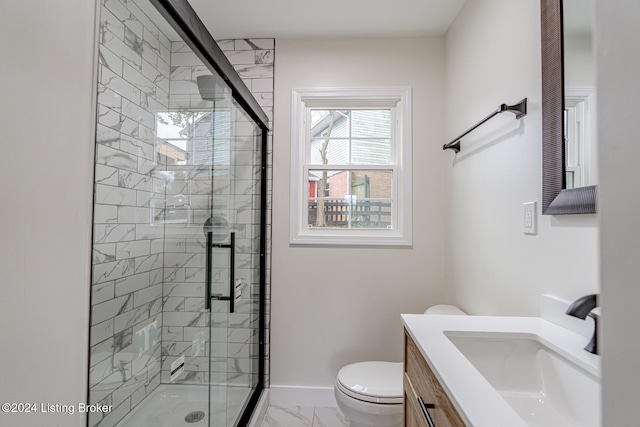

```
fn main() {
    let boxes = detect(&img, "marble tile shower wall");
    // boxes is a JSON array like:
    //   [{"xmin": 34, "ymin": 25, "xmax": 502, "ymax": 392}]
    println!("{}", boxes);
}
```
[
  {"xmin": 89, "ymin": 0, "xmax": 274, "ymax": 424},
  {"xmin": 89, "ymin": 0, "xmax": 172, "ymax": 426}
]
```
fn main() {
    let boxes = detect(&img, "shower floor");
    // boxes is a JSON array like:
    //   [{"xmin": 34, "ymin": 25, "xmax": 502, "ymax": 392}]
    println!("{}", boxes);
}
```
[{"xmin": 117, "ymin": 384, "xmax": 252, "ymax": 427}]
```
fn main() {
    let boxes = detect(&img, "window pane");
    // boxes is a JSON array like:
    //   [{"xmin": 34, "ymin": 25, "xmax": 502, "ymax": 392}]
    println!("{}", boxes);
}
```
[
  {"xmin": 353, "ymin": 170, "xmax": 392, "ymax": 198},
  {"xmin": 310, "ymin": 110, "xmax": 349, "ymax": 137},
  {"xmin": 307, "ymin": 170, "xmax": 392, "ymax": 229},
  {"xmin": 309, "ymin": 138, "xmax": 350, "ymax": 165},
  {"xmin": 351, "ymin": 110, "xmax": 391, "ymax": 138},
  {"xmin": 351, "ymin": 139, "xmax": 391, "ymax": 165}
]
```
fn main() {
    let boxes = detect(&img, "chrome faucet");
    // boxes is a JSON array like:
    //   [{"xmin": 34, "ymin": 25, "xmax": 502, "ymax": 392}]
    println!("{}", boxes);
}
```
[{"xmin": 566, "ymin": 294, "xmax": 599, "ymax": 355}]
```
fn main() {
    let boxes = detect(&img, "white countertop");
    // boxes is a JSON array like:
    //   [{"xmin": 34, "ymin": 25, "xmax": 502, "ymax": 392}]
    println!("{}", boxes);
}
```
[{"xmin": 401, "ymin": 314, "xmax": 601, "ymax": 427}]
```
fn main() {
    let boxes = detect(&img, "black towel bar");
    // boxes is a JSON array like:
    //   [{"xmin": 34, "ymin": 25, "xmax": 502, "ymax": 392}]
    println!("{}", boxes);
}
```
[{"xmin": 443, "ymin": 98, "xmax": 527, "ymax": 153}]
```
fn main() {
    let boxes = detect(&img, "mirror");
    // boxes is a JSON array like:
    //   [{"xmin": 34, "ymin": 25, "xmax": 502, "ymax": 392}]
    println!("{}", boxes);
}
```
[
  {"xmin": 563, "ymin": 0, "xmax": 596, "ymax": 189},
  {"xmin": 541, "ymin": 0, "xmax": 597, "ymax": 214}
]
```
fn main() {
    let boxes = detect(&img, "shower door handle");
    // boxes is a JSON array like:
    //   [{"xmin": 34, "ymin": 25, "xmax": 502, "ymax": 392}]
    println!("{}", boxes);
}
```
[
  {"xmin": 205, "ymin": 232, "xmax": 236, "ymax": 313},
  {"xmin": 205, "ymin": 231, "xmax": 212, "ymax": 310}
]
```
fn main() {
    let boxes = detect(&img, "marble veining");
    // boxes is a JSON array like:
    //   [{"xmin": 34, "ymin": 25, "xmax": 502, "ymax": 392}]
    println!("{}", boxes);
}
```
[
  {"xmin": 134, "ymin": 253, "xmax": 162, "ymax": 273},
  {"xmin": 95, "ymin": 183, "xmax": 137, "ymax": 207},
  {"xmin": 121, "ymin": 100, "xmax": 155, "ymax": 130},
  {"xmin": 101, "ymin": 66, "xmax": 139, "ymax": 100},
  {"xmin": 97, "ymin": 123, "xmax": 121, "ymax": 147},
  {"xmin": 100, "ymin": 7, "xmax": 125, "ymax": 39},
  {"xmin": 123, "ymin": 27, "xmax": 144, "ymax": 58},
  {"xmin": 312, "ymin": 407, "xmax": 349, "ymax": 427},
  {"xmin": 184, "ymin": 267, "xmax": 205, "ymax": 283},
  {"xmin": 97, "ymin": 145, "xmax": 139, "ymax": 173},
  {"xmin": 99, "ymin": 44, "xmax": 125, "ymax": 75},
  {"xmin": 136, "ymin": 157, "xmax": 160, "ymax": 175},
  {"xmin": 261, "ymin": 406, "xmax": 314, "ymax": 427},
  {"xmin": 93, "ymin": 282, "xmax": 116, "ymax": 306},
  {"xmin": 162, "ymin": 296, "xmax": 185, "ymax": 312},
  {"xmin": 98, "ymin": 104, "xmax": 126, "ymax": 129},
  {"xmin": 93, "ymin": 259, "xmax": 136, "ymax": 285},
  {"xmin": 99, "ymin": 85, "xmax": 124, "ymax": 112},
  {"xmin": 236, "ymin": 64, "xmax": 273, "ymax": 79},
  {"xmin": 122, "ymin": 14, "xmax": 144, "ymax": 41},
  {"xmin": 103, "ymin": 0, "xmax": 130, "ymax": 22},
  {"xmin": 113, "ymin": 328, "xmax": 134, "ymax": 353},
  {"xmin": 142, "ymin": 28, "xmax": 160, "ymax": 53},
  {"xmin": 94, "ymin": 205, "xmax": 119, "ymax": 224},
  {"xmin": 91, "ymin": 319, "xmax": 115, "ymax": 347},
  {"xmin": 105, "ymin": 28, "xmax": 142, "ymax": 70},
  {"xmin": 255, "ymin": 50, "xmax": 273, "ymax": 64},
  {"xmin": 259, "ymin": 406, "xmax": 348, "ymax": 427},
  {"xmin": 170, "ymin": 65, "xmax": 191, "ymax": 81},
  {"xmin": 118, "ymin": 171, "xmax": 152, "ymax": 192},
  {"xmin": 123, "ymin": 64, "xmax": 156, "ymax": 99}
]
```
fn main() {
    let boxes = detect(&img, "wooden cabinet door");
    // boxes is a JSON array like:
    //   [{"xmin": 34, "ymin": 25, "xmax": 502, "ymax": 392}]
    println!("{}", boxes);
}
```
[
  {"xmin": 404, "ymin": 331, "xmax": 466, "ymax": 427},
  {"xmin": 404, "ymin": 375, "xmax": 429, "ymax": 427}
]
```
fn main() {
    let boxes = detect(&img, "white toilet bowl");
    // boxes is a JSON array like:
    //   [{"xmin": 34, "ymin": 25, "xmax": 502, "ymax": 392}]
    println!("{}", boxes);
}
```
[
  {"xmin": 334, "ymin": 305, "xmax": 466, "ymax": 427},
  {"xmin": 334, "ymin": 361, "xmax": 403, "ymax": 427}
]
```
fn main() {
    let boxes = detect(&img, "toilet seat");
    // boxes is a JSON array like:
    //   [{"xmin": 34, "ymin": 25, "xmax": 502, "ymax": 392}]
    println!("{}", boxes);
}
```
[{"xmin": 336, "ymin": 361, "xmax": 403, "ymax": 404}]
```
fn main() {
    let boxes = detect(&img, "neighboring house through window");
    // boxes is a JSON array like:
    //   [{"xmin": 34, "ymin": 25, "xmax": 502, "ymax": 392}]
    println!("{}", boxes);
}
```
[{"xmin": 290, "ymin": 87, "xmax": 412, "ymax": 245}]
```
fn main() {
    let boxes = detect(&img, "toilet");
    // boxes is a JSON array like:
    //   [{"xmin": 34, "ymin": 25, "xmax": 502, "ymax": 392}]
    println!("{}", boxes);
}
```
[{"xmin": 334, "ymin": 305, "xmax": 466, "ymax": 427}]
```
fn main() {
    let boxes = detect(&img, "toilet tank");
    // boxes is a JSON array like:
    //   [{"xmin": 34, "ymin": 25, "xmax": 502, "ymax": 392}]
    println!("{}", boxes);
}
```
[{"xmin": 424, "ymin": 305, "xmax": 466, "ymax": 315}]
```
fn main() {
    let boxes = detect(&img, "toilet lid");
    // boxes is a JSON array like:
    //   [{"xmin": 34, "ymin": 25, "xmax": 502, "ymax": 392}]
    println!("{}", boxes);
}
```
[{"xmin": 336, "ymin": 362, "xmax": 403, "ymax": 404}]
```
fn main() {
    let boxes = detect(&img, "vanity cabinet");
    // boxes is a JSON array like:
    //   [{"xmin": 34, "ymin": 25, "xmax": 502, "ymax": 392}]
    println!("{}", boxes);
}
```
[{"xmin": 404, "ymin": 330, "xmax": 465, "ymax": 427}]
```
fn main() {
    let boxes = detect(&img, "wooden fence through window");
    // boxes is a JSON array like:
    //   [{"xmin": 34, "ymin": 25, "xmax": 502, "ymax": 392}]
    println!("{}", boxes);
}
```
[{"xmin": 308, "ymin": 199, "xmax": 391, "ymax": 228}]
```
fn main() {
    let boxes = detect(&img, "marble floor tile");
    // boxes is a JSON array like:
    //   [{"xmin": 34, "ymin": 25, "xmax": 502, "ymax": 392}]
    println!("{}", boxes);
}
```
[
  {"xmin": 261, "ymin": 405, "xmax": 314, "ymax": 427},
  {"xmin": 312, "ymin": 407, "xmax": 349, "ymax": 427}
]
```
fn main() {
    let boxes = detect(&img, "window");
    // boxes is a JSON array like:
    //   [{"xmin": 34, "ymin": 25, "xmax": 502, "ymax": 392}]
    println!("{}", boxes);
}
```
[
  {"xmin": 564, "ymin": 87, "xmax": 596, "ymax": 189},
  {"xmin": 290, "ymin": 87, "xmax": 412, "ymax": 245}
]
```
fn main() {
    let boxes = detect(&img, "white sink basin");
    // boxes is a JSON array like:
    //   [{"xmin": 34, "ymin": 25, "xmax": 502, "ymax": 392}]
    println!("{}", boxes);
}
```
[{"xmin": 445, "ymin": 332, "xmax": 600, "ymax": 427}]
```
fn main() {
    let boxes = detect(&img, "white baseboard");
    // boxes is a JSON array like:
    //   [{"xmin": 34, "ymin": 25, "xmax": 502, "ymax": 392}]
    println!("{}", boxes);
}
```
[
  {"xmin": 268, "ymin": 385, "xmax": 338, "ymax": 407},
  {"xmin": 248, "ymin": 389, "xmax": 270, "ymax": 427}
]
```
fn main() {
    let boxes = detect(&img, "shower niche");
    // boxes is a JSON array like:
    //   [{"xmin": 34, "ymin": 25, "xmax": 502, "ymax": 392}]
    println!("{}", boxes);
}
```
[{"xmin": 88, "ymin": 0, "xmax": 268, "ymax": 426}]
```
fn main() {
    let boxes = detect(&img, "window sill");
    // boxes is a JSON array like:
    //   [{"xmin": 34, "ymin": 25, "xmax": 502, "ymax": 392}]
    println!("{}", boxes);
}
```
[{"xmin": 289, "ymin": 229, "xmax": 412, "ymax": 247}]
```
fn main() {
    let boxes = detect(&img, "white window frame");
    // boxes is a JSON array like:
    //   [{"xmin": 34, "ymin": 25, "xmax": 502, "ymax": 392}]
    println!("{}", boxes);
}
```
[
  {"xmin": 290, "ymin": 87, "xmax": 412, "ymax": 246},
  {"xmin": 564, "ymin": 86, "xmax": 596, "ymax": 188}
]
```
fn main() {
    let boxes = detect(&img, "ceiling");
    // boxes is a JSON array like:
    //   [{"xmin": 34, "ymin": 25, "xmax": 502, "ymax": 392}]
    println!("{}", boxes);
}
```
[{"xmin": 187, "ymin": 0, "xmax": 466, "ymax": 39}]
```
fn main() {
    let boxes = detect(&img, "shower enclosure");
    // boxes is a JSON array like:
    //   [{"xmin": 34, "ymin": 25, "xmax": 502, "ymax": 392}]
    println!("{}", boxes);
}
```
[{"xmin": 88, "ymin": 0, "xmax": 268, "ymax": 425}]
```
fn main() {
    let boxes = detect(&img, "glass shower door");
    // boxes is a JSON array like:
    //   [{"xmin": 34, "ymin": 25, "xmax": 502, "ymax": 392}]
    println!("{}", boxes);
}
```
[
  {"xmin": 156, "ymin": 89, "xmax": 220, "ymax": 427},
  {"xmin": 88, "ymin": 0, "xmax": 266, "ymax": 425},
  {"xmin": 206, "ymin": 99, "xmax": 263, "ymax": 426},
  {"xmin": 158, "ymin": 32, "xmax": 263, "ymax": 427}
]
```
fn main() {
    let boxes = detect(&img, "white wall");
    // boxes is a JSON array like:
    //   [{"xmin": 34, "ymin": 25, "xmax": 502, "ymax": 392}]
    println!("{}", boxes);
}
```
[
  {"xmin": 0, "ymin": 1, "xmax": 97, "ymax": 426},
  {"xmin": 271, "ymin": 38, "xmax": 448, "ymax": 388},
  {"xmin": 596, "ymin": 0, "xmax": 640, "ymax": 424},
  {"xmin": 565, "ymin": 35, "xmax": 594, "ymax": 87},
  {"xmin": 445, "ymin": 0, "xmax": 598, "ymax": 316}
]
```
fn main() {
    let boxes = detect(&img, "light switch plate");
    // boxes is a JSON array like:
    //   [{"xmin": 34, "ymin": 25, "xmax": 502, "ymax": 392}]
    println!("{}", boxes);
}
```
[{"xmin": 523, "ymin": 201, "xmax": 537, "ymax": 235}]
